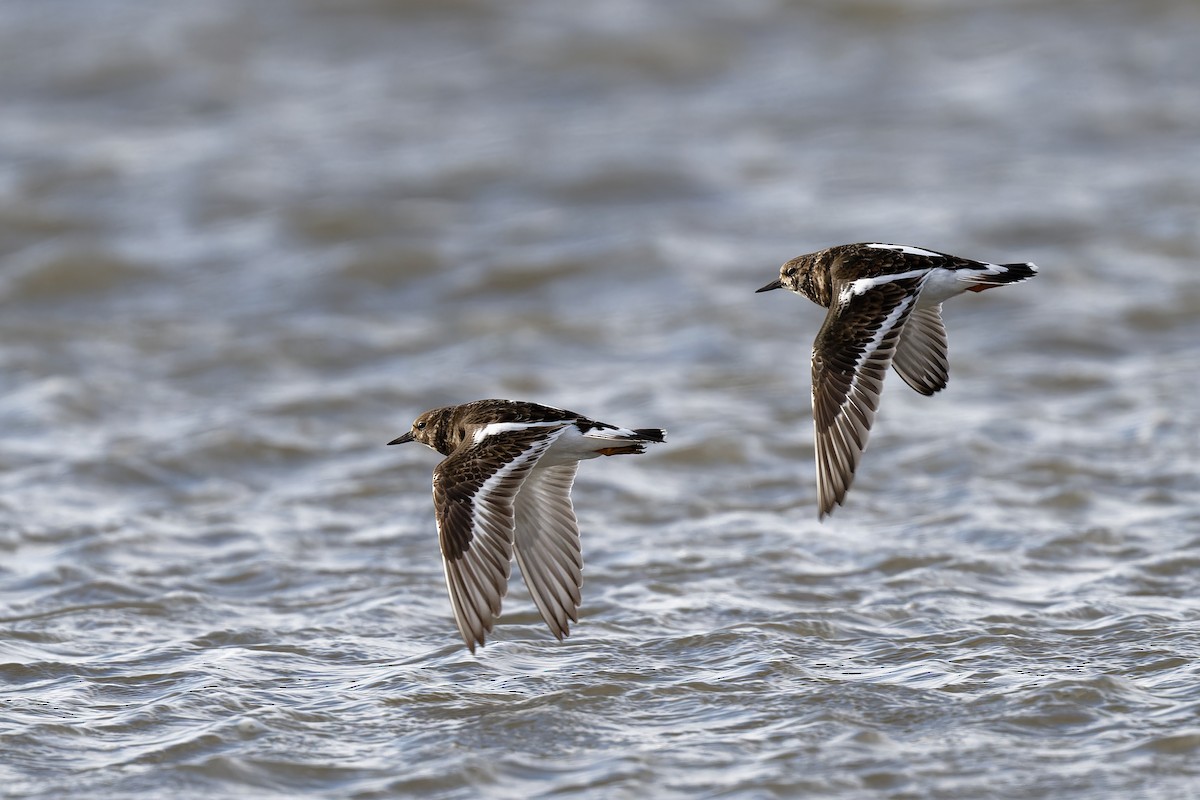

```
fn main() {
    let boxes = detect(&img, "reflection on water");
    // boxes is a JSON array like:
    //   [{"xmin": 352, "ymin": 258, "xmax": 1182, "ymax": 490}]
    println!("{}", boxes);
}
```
[{"xmin": 2, "ymin": 0, "xmax": 1199, "ymax": 797}]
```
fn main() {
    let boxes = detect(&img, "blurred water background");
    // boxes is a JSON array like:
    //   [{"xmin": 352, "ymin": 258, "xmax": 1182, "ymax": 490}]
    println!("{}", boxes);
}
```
[{"xmin": 2, "ymin": 0, "xmax": 1199, "ymax": 797}]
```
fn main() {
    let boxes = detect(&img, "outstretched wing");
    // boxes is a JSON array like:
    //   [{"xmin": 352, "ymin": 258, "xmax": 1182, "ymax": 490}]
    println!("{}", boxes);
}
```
[
  {"xmin": 811, "ymin": 274, "xmax": 926, "ymax": 518},
  {"xmin": 890, "ymin": 304, "xmax": 949, "ymax": 396},
  {"xmin": 433, "ymin": 424, "xmax": 568, "ymax": 652},
  {"xmin": 513, "ymin": 463, "xmax": 583, "ymax": 641}
]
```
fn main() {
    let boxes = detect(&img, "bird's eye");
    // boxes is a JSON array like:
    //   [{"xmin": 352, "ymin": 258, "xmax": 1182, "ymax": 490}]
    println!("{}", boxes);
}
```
[
  {"xmin": 416, "ymin": 421, "xmax": 426, "ymax": 430},
  {"xmin": 785, "ymin": 267, "xmax": 796, "ymax": 277}
]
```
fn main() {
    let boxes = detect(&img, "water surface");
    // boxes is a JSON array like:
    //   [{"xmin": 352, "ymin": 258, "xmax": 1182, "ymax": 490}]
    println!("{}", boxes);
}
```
[{"xmin": 2, "ymin": 1, "xmax": 1199, "ymax": 797}]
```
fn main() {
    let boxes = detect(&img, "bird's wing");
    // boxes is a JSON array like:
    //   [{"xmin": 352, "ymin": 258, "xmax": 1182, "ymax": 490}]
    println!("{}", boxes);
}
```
[
  {"xmin": 890, "ymin": 303, "xmax": 949, "ymax": 396},
  {"xmin": 811, "ymin": 273, "xmax": 926, "ymax": 518},
  {"xmin": 512, "ymin": 463, "xmax": 583, "ymax": 641},
  {"xmin": 433, "ymin": 424, "xmax": 568, "ymax": 652}
]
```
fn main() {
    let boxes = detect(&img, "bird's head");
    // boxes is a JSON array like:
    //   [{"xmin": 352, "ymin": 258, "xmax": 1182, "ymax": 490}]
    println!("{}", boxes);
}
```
[
  {"xmin": 756, "ymin": 255, "xmax": 808, "ymax": 295},
  {"xmin": 388, "ymin": 406, "xmax": 457, "ymax": 454}
]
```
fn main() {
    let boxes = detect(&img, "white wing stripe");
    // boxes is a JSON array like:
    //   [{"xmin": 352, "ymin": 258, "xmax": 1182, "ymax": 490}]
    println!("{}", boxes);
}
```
[
  {"xmin": 843, "ymin": 290, "xmax": 919, "ymax": 405},
  {"xmin": 473, "ymin": 420, "xmax": 567, "ymax": 445},
  {"xmin": 864, "ymin": 243, "xmax": 943, "ymax": 258},
  {"xmin": 848, "ymin": 268, "xmax": 932, "ymax": 296}
]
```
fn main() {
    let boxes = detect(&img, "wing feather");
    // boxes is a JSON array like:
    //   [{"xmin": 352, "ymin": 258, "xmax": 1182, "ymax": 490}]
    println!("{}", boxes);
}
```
[
  {"xmin": 513, "ymin": 463, "xmax": 583, "ymax": 640},
  {"xmin": 811, "ymin": 275, "xmax": 925, "ymax": 518},
  {"xmin": 432, "ymin": 425, "xmax": 567, "ymax": 652},
  {"xmin": 891, "ymin": 304, "xmax": 950, "ymax": 395}
]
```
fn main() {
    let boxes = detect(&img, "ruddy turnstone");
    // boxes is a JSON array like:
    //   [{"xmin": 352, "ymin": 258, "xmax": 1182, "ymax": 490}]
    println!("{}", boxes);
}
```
[
  {"xmin": 756, "ymin": 243, "xmax": 1037, "ymax": 519},
  {"xmin": 388, "ymin": 399, "xmax": 665, "ymax": 652}
]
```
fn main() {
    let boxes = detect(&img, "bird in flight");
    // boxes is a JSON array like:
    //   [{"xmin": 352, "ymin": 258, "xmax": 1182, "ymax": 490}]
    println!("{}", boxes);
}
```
[
  {"xmin": 389, "ymin": 399, "xmax": 665, "ymax": 652},
  {"xmin": 757, "ymin": 242, "xmax": 1037, "ymax": 518}
]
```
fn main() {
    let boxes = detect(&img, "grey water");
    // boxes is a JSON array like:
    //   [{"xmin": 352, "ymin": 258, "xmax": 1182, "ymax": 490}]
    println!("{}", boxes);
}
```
[{"xmin": 2, "ymin": 0, "xmax": 1199, "ymax": 797}]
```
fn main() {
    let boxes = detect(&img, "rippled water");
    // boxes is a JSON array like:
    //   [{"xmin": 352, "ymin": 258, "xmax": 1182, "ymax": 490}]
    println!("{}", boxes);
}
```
[{"xmin": 3, "ymin": 0, "xmax": 1200, "ymax": 797}]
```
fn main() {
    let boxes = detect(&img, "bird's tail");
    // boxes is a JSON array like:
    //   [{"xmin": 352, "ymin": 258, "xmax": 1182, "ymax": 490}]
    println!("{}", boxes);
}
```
[
  {"xmin": 587, "ymin": 426, "xmax": 666, "ymax": 456},
  {"xmin": 585, "ymin": 426, "xmax": 666, "ymax": 443},
  {"xmin": 964, "ymin": 261, "xmax": 1038, "ymax": 292},
  {"xmin": 631, "ymin": 428, "xmax": 666, "ymax": 443}
]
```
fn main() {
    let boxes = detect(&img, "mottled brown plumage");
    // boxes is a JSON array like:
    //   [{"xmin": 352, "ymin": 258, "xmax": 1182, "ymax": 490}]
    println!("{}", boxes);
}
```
[
  {"xmin": 757, "ymin": 243, "xmax": 1038, "ymax": 518},
  {"xmin": 389, "ymin": 399, "xmax": 664, "ymax": 652}
]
